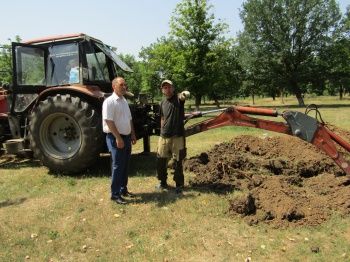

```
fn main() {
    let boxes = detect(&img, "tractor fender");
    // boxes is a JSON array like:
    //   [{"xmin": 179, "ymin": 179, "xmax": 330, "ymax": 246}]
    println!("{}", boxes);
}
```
[{"xmin": 32, "ymin": 85, "xmax": 106, "ymax": 112}]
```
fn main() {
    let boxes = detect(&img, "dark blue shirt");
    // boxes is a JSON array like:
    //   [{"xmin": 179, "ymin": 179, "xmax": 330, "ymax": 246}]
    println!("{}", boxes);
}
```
[{"xmin": 160, "ymin": 94, "xmax": 185, "ymax": 138}]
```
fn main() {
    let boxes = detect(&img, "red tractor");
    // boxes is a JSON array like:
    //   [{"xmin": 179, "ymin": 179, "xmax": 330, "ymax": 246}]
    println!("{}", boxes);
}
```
[{"xmin": 0, "ymin": 33, "xmax": 159, "ymax": 173}]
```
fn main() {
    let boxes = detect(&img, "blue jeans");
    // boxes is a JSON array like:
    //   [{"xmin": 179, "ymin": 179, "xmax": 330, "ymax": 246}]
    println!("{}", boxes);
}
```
[{"xmin": 106, "ymin": 133, "xmax": 131, "ymax": 196}]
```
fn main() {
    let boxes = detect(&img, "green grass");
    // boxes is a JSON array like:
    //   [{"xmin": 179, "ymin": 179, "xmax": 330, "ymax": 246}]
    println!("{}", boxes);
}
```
[{"xmin": 1, "ymin": 95, "xmax": 350, "ymax": 261}]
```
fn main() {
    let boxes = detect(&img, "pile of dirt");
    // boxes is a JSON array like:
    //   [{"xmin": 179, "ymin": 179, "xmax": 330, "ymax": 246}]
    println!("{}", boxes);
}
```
[{"xmin": 184, "ymin": 135, "xmax": 350, "ymax": 227}]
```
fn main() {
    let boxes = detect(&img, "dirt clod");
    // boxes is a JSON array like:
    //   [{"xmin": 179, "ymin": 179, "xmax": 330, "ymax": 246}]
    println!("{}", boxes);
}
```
[
  {"xmin": 311, "ymin": 246, "xmax": 320, "ymax": 253},
  {"xmin": 230, "ymin": 194, "xmax": 256, "ymax": 215}
]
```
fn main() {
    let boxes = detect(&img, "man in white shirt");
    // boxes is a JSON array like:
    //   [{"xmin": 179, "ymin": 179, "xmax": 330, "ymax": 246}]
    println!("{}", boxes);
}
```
[{"xmin": 102, "ymin": 77, "xmax": 137, "ymax": 204}]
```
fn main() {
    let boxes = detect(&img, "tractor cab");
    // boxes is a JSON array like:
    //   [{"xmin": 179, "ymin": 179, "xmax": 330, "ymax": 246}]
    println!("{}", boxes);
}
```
[{"xmin": 11, "ymin": 33, "xmax": 132, "ymax": 113}]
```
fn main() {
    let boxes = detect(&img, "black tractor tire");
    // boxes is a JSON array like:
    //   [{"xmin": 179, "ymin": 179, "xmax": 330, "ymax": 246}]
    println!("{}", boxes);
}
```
[{"xmin": 28, "ymin": 94, "xmax": 104, "ymax": 173}]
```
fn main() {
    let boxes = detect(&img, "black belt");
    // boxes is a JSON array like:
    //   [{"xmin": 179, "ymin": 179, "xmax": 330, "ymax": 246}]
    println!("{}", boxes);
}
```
[{"xmin": 107, "ymin": 133, "xmax": 130, "ymax": 138}]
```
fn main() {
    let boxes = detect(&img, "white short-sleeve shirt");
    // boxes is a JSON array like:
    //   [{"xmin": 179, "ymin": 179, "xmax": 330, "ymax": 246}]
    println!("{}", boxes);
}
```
[{"xmin": 102, "ymin": 92, "xmax": 132, "ymax": 135}]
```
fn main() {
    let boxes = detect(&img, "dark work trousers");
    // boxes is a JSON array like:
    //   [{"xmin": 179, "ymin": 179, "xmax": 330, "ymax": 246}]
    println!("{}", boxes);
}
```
[
  {"xmin": 106, "ymin": 133, "xmax": 131, "ymax": 196},
  {"xmin": 156, "ymin": 158, "xmax": 184, "ymax": 187}
]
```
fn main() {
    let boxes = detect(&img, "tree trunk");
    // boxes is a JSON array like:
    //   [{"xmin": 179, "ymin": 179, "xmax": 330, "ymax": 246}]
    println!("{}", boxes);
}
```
[
  {"xmin": 195, "ymin": 95, "xmax": 201, "ymax": 111},
  {"xmin": 339, "ymin": 84, "xmax": 344, "ymax": 100},
  {"xmin": 295, "ymin": 92, "xmax": 305, "ymax": 107},
  {"xmin": 214, "ymin": 99, "xmax": 220, "ymax": 108},
  {"xmin": 292, "ymin": 82, "xmax": 305, "ymax": 107},
  {"xmin": 251, "ymin": 93, "xmax": 255, "ymax": 105}
]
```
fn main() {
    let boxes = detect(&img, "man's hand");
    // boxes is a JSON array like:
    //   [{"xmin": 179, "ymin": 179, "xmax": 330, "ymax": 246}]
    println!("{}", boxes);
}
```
[
  {"xmin": 131, "ymin": 133, "xmax": 137, "ymax": 145},
  {"xmin": 179, "ymin": 91, "xmax": 190, "ymax": 101},
  {"xmin": 116, "ymin": 136, "xmax": 125, "ymax": 149}
]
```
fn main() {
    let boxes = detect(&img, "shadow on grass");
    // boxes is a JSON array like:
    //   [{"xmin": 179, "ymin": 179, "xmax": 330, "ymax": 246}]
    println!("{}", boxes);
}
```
[
  {"xmin": 0, "ymin": 154, "xmax": 41, "ymax": 169},
  {"xmin": 128, "ymin": 189, "xmax": 197, "ymax": 207},
  {"xmin": 117, "ymin": 185, "xmax": 231, "ymax": 207},
  {"xmin": 129, "ymin": 152, "xmax": 157, "ymax": 177},
  {"xmin": 0, "ymin": 197, "xmax": 27, "ymax": 209},
  {"xmin": 49, "ymin": 152, "xmax": 158, "ymax": 178},
  {"xmin": 0, "ymin": 150, "xmax": 157, "ymax": 178}
]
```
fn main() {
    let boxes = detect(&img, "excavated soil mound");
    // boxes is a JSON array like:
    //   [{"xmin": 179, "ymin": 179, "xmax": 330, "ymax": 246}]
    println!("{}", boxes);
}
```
[{"xmin": 184, "ymin": 135, "xmax": 350, "ymax": 227}]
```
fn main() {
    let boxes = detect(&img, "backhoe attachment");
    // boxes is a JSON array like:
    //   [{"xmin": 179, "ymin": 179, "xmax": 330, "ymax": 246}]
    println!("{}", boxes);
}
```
[{"xmin": 185, "ymin": 106, "xmax": 350, "ymax": 175}]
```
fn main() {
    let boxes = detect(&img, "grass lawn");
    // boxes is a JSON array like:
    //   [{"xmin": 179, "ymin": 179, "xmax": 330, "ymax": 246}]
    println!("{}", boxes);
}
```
[{"xmin": 1, "ymin": 95, "xmax": 350, "ymax": 261}]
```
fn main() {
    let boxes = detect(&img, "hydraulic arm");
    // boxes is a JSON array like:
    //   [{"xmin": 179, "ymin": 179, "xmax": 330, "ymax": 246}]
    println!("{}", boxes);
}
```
[{"xmin": 185, "ymin": 105, "xmax": 350, "ymax": 175}]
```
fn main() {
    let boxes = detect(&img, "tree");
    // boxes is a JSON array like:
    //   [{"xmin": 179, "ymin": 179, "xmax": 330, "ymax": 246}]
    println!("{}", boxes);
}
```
[
  {"xmin": 322, "ymin": 6, "xmax": 350, "ymax": 99},
  {"xmin": 0, "ymin": 36, "xmax": 22, "ymax": 85},
  {"xmin": 207, "ymin": 40, "xmax": 242, "ymax": 106},
  {"xmin": 0, "ymin": 45, "xmax": 11, "ymax": 84},
  {"xmin": 169, "ymin": 0, "xmax": 228, "ymax": 110},
  {"xmin": 0, "ymin": 36, "xmax": 21, "ymax": 84},
  {"xmin": 117, "ymin": 54, "xmax": 143, "ymax": 97},
  {"xmin": 238, "ymin": 0, "xmax": 342, "ymax": 106},
  {"xmin": 139, "ymin": 37, "xmax": 181, "ymax": 98}
]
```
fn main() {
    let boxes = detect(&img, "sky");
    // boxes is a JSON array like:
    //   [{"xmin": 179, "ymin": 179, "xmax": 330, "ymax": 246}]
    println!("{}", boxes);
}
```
[{"xmin": 1, "ymin": 0, "xmax": 349, "ymax": 57}]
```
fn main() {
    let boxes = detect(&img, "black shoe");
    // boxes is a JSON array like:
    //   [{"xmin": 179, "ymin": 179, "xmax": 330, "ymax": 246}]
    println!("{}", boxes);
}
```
[
  {"xmin": 111, "ymin": 195, "xmax": 127, "ymax": 204},
  {"xmin": 175, "ymin": 186, "xmax": 183, "ymax": 194},
  {"xmin": 122, "ymin": 191, "xmax": 136, "ymax": 198}
]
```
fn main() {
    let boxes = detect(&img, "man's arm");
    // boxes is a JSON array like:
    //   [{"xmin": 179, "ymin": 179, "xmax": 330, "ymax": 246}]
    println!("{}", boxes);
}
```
[
  {"xmin": 130, "ymin": 120, "xmax": 137, "ymax": 145},
  {"xmin": 105, "ymin": 120, "xmax": 124, "ymax": 149}
]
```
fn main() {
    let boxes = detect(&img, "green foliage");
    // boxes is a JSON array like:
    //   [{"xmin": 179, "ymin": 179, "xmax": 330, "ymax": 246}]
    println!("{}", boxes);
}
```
[
  {"xmin": 238, "ymin": 0, "xmax": 342, "ymax": 106},
  {"xmin": 0, "ymin": 36, "xmax": 21, "ymax": 84},
  {"xmin": 206, "ymin": 40, "xmax": 243, "ymax": 103},
  {"xmin": 139, "ymin": 36, "xmax": 181, "ymax": 97},
  {"xmin": 169, "ymin": 0, "xmax": 229, "ymax": 108},
  {"xmin": 321, "ymin": 6, "xmax": 350, "ymax": 98},
  {"xmin": 48, "ymin": 230, "xmax": 60, "ymax": 240},
  {"xmin": 140, "ymin": 0, "xmax": 234, "ymax": 109},
  {"xmin": 118, "ymin": 54, "xmax": 143, "ymax": 96}
]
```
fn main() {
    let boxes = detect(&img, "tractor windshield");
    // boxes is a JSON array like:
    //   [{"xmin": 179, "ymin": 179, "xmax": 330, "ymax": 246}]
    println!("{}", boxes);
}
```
[{"xmin": 47, "ymin": 43, "xmax": 79, "ymax": 86}]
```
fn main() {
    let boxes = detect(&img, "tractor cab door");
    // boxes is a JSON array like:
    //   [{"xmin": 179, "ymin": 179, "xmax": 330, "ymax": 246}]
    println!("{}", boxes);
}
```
[{"xmin": 12, "ymin": 43, "xmax": 46, "ymax": 113}]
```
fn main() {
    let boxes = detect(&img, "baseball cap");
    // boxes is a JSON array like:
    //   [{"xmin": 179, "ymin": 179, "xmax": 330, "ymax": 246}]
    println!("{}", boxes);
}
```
[{"xmin": 161, "ymin": 79, "xmax": 173, "ymax": 88}]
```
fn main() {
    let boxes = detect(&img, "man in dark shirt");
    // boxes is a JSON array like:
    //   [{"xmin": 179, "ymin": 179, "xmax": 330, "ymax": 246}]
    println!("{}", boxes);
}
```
[{"xmin": 156, "ymin": 79, "xmax": 190, "ymax": 194}]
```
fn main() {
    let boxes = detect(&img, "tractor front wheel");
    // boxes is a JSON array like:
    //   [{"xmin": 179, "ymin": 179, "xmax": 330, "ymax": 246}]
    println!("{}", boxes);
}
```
[{"xmin": 28, "ymin": 94, "xmax": 103, "ymax": 173}]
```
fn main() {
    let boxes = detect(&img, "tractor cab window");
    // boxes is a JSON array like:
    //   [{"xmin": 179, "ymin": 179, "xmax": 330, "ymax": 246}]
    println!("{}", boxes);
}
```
[
  {"xmin": 47, "ymin": 43, "xmax": 79, "ymax": 86},
  {"xmin": 82, "ymin": 41, "xmax": 133, "ymax": 84},
  {"xmin": 12, "ymin": 44, "xmax": 45, "ymax": 112},
  {"xmin": 15, "ymin": 46, "xmax": 45, "ymax": 86},
  {"xmin": 84, "ymin": 44, "xmax": 110, "ymax": 82}
]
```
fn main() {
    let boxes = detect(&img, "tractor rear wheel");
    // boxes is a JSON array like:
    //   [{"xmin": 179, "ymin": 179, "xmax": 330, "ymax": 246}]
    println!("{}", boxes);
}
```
[{"xmin": 28, "ymin": 94, "xmax": 103, "ymax": 173}]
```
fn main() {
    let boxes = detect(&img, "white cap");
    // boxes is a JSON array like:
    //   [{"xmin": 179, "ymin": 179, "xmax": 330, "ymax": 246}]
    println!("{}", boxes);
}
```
[{"xmin": 161, "ymin": 79, "xmax": 173, "ymax": 88}]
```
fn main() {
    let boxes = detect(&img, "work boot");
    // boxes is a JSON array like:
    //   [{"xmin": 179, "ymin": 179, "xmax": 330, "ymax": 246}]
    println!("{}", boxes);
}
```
[
  {"xmin": 111, "ymin": 195, "xmax": 127, "ymax": 204},
  {"xmin": 173, "ymin": 161, "xmax": 184, "ymax": 188}
]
